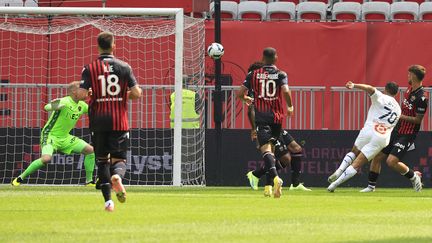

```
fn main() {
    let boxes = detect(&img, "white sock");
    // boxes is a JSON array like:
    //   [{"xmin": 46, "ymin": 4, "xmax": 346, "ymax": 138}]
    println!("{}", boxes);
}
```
[
  {"xmin": 333, "ymin": 165, "xmax": 358, "ymax": 187},
  {"xmin": 105, "ymin": 200, "xmax": 114, "ymax": 207},
  {"xmin": 335, "ymin": 152, "xmax": 356, "ymax": 177}
]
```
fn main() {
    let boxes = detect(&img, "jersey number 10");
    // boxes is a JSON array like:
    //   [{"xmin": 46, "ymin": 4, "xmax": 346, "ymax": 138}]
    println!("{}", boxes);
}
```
[
  {"xmin": 258, "ymin": 79, "xmax": 276, "ymax": 98},
  {"xmin": 98, "ymin": 74, "xmax": 121, "ymax": 96}
]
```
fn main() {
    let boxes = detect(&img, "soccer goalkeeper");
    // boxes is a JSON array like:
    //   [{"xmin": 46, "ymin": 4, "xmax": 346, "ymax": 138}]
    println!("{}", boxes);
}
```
[{"xmin": 11, "ymin": 81, "xmax": 95, "ymax": 186}]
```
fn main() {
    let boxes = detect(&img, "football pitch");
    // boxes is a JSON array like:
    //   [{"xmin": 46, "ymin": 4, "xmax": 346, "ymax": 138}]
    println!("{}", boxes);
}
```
[{"xmin": 1, "ymin": 186, "xmax": 431, "ymax": 243}]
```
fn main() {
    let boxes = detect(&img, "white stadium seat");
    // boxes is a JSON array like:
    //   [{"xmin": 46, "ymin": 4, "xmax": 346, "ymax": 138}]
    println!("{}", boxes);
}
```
[
  {"xmin": 238, "ymin": 1, "xmax": 267, "ymax": 20},
  {"xmin": 419, "ymin": 2, "xmax": 432, "ymax": 20},
  {"xmin": 332, "ymin": 2, "xmax": 362, "ymax": 21},
  {"xmin": 210, "ymin": 1, "xmax": 239, "ymax": 20},
  {"xmin": 362, "ymin": 2, "xmax": 391, "ymax": 21},
  {"xmin": 266, "ymin": 1, "xmax": 296, "ymax": 20},
  {"xmin": 391, "ymin": 2, "xmax": 419, "ymax": 21},
  {"xmin": 297, "ymin": 2, "xmax": 327, "ymax": 21}
]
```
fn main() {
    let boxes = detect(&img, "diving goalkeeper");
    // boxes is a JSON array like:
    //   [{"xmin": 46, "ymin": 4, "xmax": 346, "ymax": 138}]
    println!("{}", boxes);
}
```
[{"xmin": 11, "ymin": 81, "xmax": 95, "ymax": 186}]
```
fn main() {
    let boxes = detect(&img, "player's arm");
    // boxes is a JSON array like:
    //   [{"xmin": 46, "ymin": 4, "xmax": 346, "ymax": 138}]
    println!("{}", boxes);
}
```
[
  {"xmin": 346, "ymin": 81, "xmax": 375, "ymax": 96},
  {"xmin": 247, "ymin": 105, "xmax": 257, "ymax": 141},
  {"xmin": 279, "ymin": 72, "xmax": 293, "ymax": 116},
  {"xmin": 128, "ymin": 85, "xmax": 142, "ymax": 100},
  {"xmin": 44, "ymin": 98, "xmax": 65, "ymax": 111},
  {"xmin": 126, "ymin": 65, "xmax": 142, "ymax": 100},
  {"xmin": 236, "ymin": 85, "xmax": 253, "ymax": 106},
  {"xmin": 400, "ymin": 96, "xmax": 428, "ymax": 124},
  {"xmin": 77, "ymin": 67, "xmax": 92, "ymax": 100}
]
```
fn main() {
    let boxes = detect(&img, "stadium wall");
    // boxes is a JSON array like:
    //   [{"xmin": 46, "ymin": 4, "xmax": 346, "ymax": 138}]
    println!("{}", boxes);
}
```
[{"xmin": 206, "ymin": 130, "xmax": 432, "ymax": 188}]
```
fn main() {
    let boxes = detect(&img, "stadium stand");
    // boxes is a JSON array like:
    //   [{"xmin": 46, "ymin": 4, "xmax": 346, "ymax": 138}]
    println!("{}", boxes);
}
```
[
  {"xmin": 332, "ymin": 2, "xmax": 362, "ymax": 21},
  {"xmin": 419, "ymin": 1, "xmax": 432, "ymax": 20},
  {"xmin": 0, "ymin": 0, "xmax": 37, "ymax": 6},
  {"xmin": 238, "ymin": 1, "xmax": 267, "ymax": 20},
  {"xmin": 266, "ymin": 1, "xmax": 296, "ymax": 20},
  {"xmin": 297, "ymin": 2, "xmax": 327, "ymax": 20},
  {"xmin": 390, "ymin": 1, "xmax": 419, "ymax": 21},
  {"xmin": 361, "ymin": 1, "xmax": 390, "ymax": 21},
  {"xmin": 277, "ymin": 0, "xmax": 301, "ymax": 5},
  {"xmin": 210, "ymin": 1, "xmax": 239, "ymax": 19}
]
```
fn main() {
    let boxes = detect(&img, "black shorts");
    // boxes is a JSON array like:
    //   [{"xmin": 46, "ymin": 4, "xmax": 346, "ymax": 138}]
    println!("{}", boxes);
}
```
[
  {"xmin": 256, "ymin": 123, "xmax": 282, "ymax": 148},
  {"xmin": 274, "ymin": 130, "xmax": 295, "ymax": 159},
  {"xmin": 92, "ymin": 131, "xmax": 129, "ymax": 159},
  {"xmin": 381, "ymin": 134, "xmax": 415, "ymax": 160}
]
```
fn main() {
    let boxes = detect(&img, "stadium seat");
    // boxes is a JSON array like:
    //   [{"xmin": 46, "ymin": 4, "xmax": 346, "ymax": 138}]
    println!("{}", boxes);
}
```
[
  {"xmin": 391, "ymin": 2, "xmax": 419, "ymax": 21},
  {"xmin": 266, "ymin": 1, "xmax": 296, "ymax": 20},
  {"xmin": 210, "ymin": 1, "xmax": 239, "ymax": 20},
  {"xmin": 277, "ymin": 0, "xmax": 301, "ymax": 5},
  {"xmin": 297, "ymin": 2, "xmax": 327, "ymax": 21},
  {"xmin": 362, "ymin": 2, "xmax": 390, "ymax": 21},
  {"xmin": 332, "ymin": 2, "xmax": 362, "ymax": 21},
  {"xmin": 419, "ymin": 2, "xmax": 432, "ymax": 20},
  {"xmin": 0, "ymin": 0, "xmax": 25, "ymax": 6},
  {"xmin": 369, "ymin": 0, "xmax": 393, "ymax": 4},
  {"xmin": 238, "ymin": 1, "xmax": 267, "ymax": 20},
  {"xmin": 403, "ymin": 0, "xmax": 425, "ymax": 4},
  {"xmin": 339, "ymin": 0, "xmax": 364, "ymax": 4}
]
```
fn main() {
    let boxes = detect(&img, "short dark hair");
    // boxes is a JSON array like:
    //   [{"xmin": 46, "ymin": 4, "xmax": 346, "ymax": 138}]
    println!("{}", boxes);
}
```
[
  {"xmin": 262, "ymin": 47, "xmax": 277, "ymax": 64},
  {"xmin": 408, "ymin": 65, "xmax": 426, "ymax": 81},
  {"xmin": 385, "ymin": 82, "xmax": 399, "ymax": 96},
  {"xmin": 248, "ymin": 61, "xmax": 264, "ymax": 72},
  {"xmin": 97, "ymin": 32, "xmax": 114, "ymax": 50}
]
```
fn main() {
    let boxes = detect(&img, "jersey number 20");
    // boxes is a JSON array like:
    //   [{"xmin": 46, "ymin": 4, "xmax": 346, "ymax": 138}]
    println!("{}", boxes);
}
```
[{"xmin": 98, "ymin": 74, "xmax": 120, "ymax": 96}]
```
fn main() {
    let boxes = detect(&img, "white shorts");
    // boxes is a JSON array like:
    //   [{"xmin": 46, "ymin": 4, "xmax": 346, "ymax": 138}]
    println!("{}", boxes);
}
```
[{"xmin": 354, "ymin": 125, "xmax": 391, "ymax": 161}]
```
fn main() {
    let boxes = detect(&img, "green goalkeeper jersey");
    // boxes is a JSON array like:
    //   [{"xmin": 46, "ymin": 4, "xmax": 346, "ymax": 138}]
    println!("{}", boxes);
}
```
[{"xmin": 41, "ymin": 96, "xmax": 88, "ymax": 138}]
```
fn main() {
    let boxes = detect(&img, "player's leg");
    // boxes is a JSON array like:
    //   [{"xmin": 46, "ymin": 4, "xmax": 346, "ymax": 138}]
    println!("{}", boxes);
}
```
[
  {"xmin": 328, "ymin": 128, "xmax": 370, "ymax": 183},
  {"xmin": 12, "ymin": 138, "xmax": 55, "ymax": 186},
  {"xmin": 92, "ymin": 132, "xmax": 114, "ymax": 211},
  {"xmin": 108, "ymin": 131, "xmax": 129, "ymax": 203},
  {"xmin": 386, "ymin": 155, "xmax": 422, "ymax": 192},
  {"xmin": 384, "ymin": 136, "xmax": 422, "ymax": 191},
  {"xmin": 286, "ymin": 139, "xmax": 311, "ymax": 191},
  {"xmin": 360, "ymin": 152, "xmax": 386, "ymax": 192},
  {"xmin": 65, "ymin": 135, "xmax": 96, "ymax": 185},
  {"xmin": 328, "ymin": 146, "xmax": 360, "ymax": 183},
  {"xmin": 328, "ymin": 136, "xmax": 384, "ymax": 192}
]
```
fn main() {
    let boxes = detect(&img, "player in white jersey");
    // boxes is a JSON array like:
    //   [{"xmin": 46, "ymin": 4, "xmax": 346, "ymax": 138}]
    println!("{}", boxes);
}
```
[{"xmin": 327, "ymin": 81, "xmax": 401, "ymax": 192}]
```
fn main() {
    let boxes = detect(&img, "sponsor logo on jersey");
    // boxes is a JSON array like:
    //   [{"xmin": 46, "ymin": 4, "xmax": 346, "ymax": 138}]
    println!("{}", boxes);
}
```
[
  {"xmin": 403, "ymin": 99, "xmax": 413, "ymax": 110},
  {"xmin": 394, "ymin": 142, "xmax": 405, "ymax": 149}
]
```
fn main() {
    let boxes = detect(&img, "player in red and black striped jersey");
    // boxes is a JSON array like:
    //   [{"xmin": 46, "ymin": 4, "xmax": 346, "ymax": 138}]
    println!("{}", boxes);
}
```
[
  {"xmin": 237, "ymin": 47, "xmax": 293, "ymax": 198},
  {"xmin": 78, "ymin": 32, "xmax": 142, "ymax": 211},
  {"xmin": 361, "ymin": 65, "xmax": 427, "ymax": 192}
]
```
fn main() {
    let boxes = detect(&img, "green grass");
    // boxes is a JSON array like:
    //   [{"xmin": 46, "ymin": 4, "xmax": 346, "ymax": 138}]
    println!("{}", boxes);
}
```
[{"xmin": 1, "ymin": 186, "xmax": 431, "ymax": 243}]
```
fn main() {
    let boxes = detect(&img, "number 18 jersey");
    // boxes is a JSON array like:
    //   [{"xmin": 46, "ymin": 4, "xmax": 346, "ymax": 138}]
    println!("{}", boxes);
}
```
[
  {"xmin": 365, "ymin": 89, "xmax": 401, "ymax": 134},
  {"xmin": 80, "ymin": 54, "xmax": 137, "ymax": 132},
  {"xmin": 242, "ymin": 65, "xmax": 288, "ymax": 125}
]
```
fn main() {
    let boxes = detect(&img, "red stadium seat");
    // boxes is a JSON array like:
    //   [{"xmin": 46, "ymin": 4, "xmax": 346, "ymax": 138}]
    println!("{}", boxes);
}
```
[
  {"xmin": 404, "ymin": 0, "xmax": 425, "ymax": 4},
  {"xmin": 391, "ymin": 2, "xmax": 419, "ymax": 21},
  {"xmin": 240, "ymin": 12, "xmax": 263, "ymax": 20},
  {"xmin": 266, "ymin": 2, "xmax": 295, "ymax": 21},
  {"xmin": 300, "ymin": 13, "xmax": 323, "ymax": 20},
  {"xmin": 297, "ymin": 2, "xmax": 327, "ymax": 21},
  {"xmin": 364, "ymin": 13, "xmax": 387, "ymax": 20},
  {"xmin": 340, "ymin": 0, "xmax": 364, "ymax": 3},
  {"xmin": 269, "ymin": 12, "xmax": 293, "ymax": 20},
  {"xmin": 420, "ymin": 2, "xmax": 432, "ymax": 21},
  {"xmin": 238, "ymin": 1, "xmax": 267, "ymax": 21},
  {"xmin": 278, "ymin": 0, "xmax": 300, "ymax": 5},
  {"xmin": 335, "ymin": 13, "xmax": 357, "ymax": 20},
  {"xmin": 393, "ymin": 13, "xmax": 416, "ymax": 20}
]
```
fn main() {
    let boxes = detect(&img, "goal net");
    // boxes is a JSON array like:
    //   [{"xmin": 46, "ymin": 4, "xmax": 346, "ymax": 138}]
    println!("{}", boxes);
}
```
[{"xmin": 0, "ymin": 7, "xmax": 206, "ymax": 186}]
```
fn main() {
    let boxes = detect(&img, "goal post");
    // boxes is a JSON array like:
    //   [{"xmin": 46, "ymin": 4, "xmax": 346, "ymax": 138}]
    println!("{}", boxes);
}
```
[{"xmin": 0, "ymin": 7, "xmax": 205, "ymax": 186}]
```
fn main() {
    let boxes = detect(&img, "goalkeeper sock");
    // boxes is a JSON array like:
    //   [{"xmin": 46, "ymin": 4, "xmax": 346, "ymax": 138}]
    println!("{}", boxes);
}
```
[
  {"xmin": 84, "ymin": 153, "xmax": 95, "ymax": 183},
  {"xmin": 20, "ymin": 158, "xmax": 46, "ymax": 180}
]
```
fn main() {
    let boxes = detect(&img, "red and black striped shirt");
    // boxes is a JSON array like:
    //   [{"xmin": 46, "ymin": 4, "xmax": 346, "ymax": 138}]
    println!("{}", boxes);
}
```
[
  {"xmin": 242, "ymin": 65, "xmax": 288, "ymax": 124},
  {"xmin": 80, "ymin": 54, "xmax": 137, "ymax": 131},
  {"xmin": 397, "ymin": 86, "xmax": 428, "ymax": 135}
]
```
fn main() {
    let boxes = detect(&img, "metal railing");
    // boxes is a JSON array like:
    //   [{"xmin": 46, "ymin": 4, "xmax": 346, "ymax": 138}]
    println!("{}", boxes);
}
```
[
  {"xmin": 330, "ymin": 87, "xmax": 432, "ymax": 131},
  {"xmin": 1, "ymin": 84, "xmax": 431, "ymax": 130}
]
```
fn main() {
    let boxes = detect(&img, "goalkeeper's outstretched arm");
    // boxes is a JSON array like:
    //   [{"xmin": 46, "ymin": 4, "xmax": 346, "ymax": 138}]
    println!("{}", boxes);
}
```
[{"xmin": 44, "ymin": 98, "xmax": 65, "ymax": 111}]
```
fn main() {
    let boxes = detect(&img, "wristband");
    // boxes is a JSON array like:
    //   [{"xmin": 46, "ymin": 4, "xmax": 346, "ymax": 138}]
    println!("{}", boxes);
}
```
[{"xmin": 287, "ymin": 106, "xmax": 294, "ymax": 112}]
